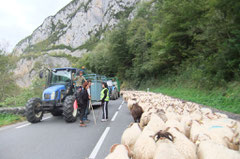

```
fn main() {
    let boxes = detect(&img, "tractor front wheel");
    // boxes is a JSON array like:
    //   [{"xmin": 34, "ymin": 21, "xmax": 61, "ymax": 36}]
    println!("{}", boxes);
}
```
[
  {"xmin": 63, "ymin": 95, "xmax": 77, "ymax": 122},
  {"xmin": 26, "ymin": 98, "xmax": 44, "ymax": 123}
]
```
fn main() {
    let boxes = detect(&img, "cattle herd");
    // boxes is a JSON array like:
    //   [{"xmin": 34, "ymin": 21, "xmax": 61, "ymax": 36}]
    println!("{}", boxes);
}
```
[{"xmin": 105, "ymin": 91, "xmax": 240, "ymax": 159}]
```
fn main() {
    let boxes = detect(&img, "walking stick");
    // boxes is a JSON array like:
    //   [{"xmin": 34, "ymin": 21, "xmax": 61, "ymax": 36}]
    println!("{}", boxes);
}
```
[{"xmin": 89, "ymin": 100, "xmax": 97, "ymax": 125}]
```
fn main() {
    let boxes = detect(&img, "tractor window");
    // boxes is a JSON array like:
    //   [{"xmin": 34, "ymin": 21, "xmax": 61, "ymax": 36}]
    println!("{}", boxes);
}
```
[{"xmin": 51, "ymin": 70, "xmax": 71, "ymax": 84}]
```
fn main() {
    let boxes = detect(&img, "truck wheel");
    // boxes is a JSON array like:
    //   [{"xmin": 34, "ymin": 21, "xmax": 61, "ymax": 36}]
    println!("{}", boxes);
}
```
[
  {"xmin": 113, "ymin": 90, "xmax": 117, "ymax": 99},
  {"xmin": 110, "ymin": 95, "xmax": 114, "ymax": 100},
  {"xmin": 63, "ymin": 95, "xmax": 77, "ymax": 122},
  {"xmin": 26, "ymin": 98, "xmax": 43, "ymax": 123},
  {"xmin": 111, "ymin": 91, "xmax": 114, "ymax": 100},
  {"xmin": 51, "ymin": 109, "xmax": 62, "ymax": 116}
]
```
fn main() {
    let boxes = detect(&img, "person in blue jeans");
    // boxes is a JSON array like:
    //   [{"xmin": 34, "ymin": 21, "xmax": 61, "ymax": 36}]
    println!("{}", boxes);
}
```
[
  {"xmin": 83, "ymin": 79, "xmax": 92, "ymax": 122},
  {"xmin": 77, "ymin": 82, "xmax": 90, "ymax": 127}
]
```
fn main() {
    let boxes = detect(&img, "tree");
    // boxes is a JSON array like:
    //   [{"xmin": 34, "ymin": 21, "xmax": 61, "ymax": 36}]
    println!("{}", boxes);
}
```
[{"xmin": 0, "ymin": 55, "xmax": 18, "ymax": 102}]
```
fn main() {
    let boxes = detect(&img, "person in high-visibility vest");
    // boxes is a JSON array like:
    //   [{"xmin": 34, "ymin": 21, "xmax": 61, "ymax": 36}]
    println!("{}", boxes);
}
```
[{"xmin": 100, "ymin": 82, "xmax": 110, "ymax": 122}]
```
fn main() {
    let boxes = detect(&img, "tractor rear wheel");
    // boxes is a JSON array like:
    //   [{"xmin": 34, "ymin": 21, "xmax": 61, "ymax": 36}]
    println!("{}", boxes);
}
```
[
  {"xmin": 26, "ymin": 98, "xmax": 44, "ymax": 123},
  {"xmin": 51, "ymin": 109, "xmax": 62, "ymax": 116},
  {"xmin": 63, "ymin": 95, "xmax": 77, "ymax": 122}
]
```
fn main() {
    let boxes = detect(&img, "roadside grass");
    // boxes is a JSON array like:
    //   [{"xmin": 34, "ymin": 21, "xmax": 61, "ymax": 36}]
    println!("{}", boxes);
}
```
[
  {"xmin": 151, "ymin": 86, "xmax": 240, "ymax": 114},
  {"xmin": 0, "ymin": 114, "xmax": 25, "ymax": 127}
]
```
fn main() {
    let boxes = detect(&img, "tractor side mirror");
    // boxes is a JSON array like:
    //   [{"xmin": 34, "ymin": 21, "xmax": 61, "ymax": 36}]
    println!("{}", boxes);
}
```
[{"xmin": 39, "ymin": 71, "xmax": 44, "ymax": 79}]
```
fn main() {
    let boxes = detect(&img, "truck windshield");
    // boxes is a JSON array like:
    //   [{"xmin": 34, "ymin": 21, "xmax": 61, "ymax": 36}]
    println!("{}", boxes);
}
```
[{"xmin": 51, "ymin": 70, "xmax": 71, "ymax": 85}]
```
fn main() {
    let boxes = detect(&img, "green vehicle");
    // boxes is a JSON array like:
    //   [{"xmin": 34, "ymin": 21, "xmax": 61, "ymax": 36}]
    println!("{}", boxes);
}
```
[{"xmin": 84, "ymin": 74, "xmax": 108, "ymax": 104}]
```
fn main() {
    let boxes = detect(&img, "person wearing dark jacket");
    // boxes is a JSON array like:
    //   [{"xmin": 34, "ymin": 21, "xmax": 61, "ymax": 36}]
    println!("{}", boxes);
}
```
[
  {"xmin": 100, "ymin": 82, "xmax": 110, "ymax": 122},
  {"xmin": 77, "ymin": 81, "xmax": 90, "ymax": 127},
  {"xmin": 83, "ymin": 79, "xmax": 92, "ymax": 123}
]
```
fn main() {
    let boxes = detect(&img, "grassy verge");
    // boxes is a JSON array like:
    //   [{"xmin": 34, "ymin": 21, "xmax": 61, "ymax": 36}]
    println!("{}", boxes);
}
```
[
  {"xmin": 151, "ymin": 86, "xmax": 240, "ymax": 114},
  {"xmin": 0, "ymin": 114, "xmax": 25, "ymax": 127}
]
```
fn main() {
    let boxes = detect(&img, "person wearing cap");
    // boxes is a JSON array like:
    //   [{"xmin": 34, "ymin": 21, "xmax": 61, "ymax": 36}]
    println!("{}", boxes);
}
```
[
  {"xmin": 72, "ymin": 71, "xmax": 87, "ymax": 89},
  {"xmin": 100, "ymin": 82, "xmax": 110, "ymax": 122}
]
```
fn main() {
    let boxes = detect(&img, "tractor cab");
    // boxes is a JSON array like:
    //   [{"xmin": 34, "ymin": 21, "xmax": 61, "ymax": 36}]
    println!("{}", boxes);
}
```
[{"xmin": 42, "ymin": 68, "xmax": 78, "ymax": 103}]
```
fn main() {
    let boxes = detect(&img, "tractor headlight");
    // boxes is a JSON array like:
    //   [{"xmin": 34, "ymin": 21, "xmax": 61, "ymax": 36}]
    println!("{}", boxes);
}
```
[{"xmin": 51, "ymin": 92, "xmax": 55, "ymax": 100}]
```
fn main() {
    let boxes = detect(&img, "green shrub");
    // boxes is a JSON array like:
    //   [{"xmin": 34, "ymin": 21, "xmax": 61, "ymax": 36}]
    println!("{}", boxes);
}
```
[
  {"xmin": 0, "ymin": 78, "xmax": 45, "ymax": 107},
  {"xmin": 0, "ymin": 114, "xmax": 25, "ymax": 127}
]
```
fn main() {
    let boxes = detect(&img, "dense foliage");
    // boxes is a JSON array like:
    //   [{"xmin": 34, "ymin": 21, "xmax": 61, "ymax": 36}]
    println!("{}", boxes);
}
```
[
  {"xmin": 0, "ymin": 54, "xmax": 18, "ymax": 103},
  {"xmin": 77, "ymin": 0, "xmax": 240, "ymax": 89}
]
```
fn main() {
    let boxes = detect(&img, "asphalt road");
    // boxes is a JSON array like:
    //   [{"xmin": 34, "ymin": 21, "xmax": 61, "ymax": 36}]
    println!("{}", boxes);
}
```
[{"xmin": 0, "ymin": 98, "xmax": 132, "ymax": 159}]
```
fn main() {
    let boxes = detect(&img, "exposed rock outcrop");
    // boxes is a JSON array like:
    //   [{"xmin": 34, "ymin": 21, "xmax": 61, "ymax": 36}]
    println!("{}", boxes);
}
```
[
  {"xmin": 14, "ymin": 55, "xmax": 71, "ymax": 87},
  {"xmin": 13, "ymin": 0, "xmax": 140, "ymax": 57}
]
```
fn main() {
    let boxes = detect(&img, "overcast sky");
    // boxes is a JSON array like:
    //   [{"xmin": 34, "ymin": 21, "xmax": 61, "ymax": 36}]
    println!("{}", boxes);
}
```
[{"xmin": 0, "ymin": 0, "xmax": 72, "ymax": 51}]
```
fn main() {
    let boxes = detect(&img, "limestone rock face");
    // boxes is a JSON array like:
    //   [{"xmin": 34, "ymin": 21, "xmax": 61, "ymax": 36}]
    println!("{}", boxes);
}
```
[
  {"xmin": 13, "ymin": 0, "xmax": 140, "ymax": 57},
  {"xmin": 14, "ymin": 55, "xmax": 71, "ymax": 87}
]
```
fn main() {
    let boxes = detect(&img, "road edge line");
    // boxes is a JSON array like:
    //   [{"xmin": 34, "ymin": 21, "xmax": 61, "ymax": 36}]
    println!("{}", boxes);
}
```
[
  {"xmin": 42, "ymin": 116, "xmax": 52, "ymax": 121},
  {"xmin": 16, "ymin": 123, "xmax": 31, "ymax": 129}
]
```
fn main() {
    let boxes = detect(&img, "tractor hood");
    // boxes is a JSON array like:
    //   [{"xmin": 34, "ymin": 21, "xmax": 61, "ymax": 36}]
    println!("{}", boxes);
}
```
[{"xmin": 43, "ymin": 85, "xmax": 66, "ymax": 94}]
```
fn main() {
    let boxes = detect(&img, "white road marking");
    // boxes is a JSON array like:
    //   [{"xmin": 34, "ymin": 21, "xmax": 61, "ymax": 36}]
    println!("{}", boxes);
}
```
[
  {"xmin": 16, "ymin": 123, "xmax": 31, "ymax": 129},
  {"xmin": 121, "ymin": 101, "xmax": 124, "ymax": 105},
  {"xmin": 42, "ymin": 116, "xmax": 52, "ymax": 121},
  {"xmin": 111, "ymin": 111, "xmax": 119, "ymax": 121},
  {"xmin": 89, "ymin": 127, "xmax": 111, "ymax": 159},
  {"xmin": 118, "ymin": 104, "xmax": 122, "ymax": 110},
  {"xmin": 15, "ymin": 116, "xmax": 52, "ymax": 129}
]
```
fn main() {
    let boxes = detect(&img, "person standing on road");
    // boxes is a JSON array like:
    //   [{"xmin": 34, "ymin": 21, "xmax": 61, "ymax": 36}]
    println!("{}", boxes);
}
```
[
  {"xmin": 100, "ymin": 82, "xmax": 110, "ymax": 122},
  {"xmin": 72, "ymin": 71, "xmax": 87, "ymax": 89},
  {"xmin": 83, "ymin": 79, "xmax": 92, "ymax": 123},
  {"xmin": 78, "ymin": 82, "xmax": 90, "ymax": 127}
]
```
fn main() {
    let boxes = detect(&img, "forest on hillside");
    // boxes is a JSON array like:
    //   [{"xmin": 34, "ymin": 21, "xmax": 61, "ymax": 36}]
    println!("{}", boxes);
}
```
[{"xmin": 75, "ymin": 0, "xmax": 240, "ymax": 89}]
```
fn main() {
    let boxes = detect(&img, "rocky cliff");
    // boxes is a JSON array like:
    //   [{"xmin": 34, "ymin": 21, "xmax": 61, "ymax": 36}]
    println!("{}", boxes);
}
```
[
  {"xmin": 13, "ymin": 0, "xmax": 140, "ymax": 57},
  {"xmin": 14, "ymin": 55, "xmax": 71, "ymax": 87}
]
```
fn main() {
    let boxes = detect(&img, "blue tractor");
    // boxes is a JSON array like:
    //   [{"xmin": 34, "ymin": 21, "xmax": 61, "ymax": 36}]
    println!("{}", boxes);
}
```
[{"xmin": 25, "ymin": 67, "xmax": 82, "ymax": 123}]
